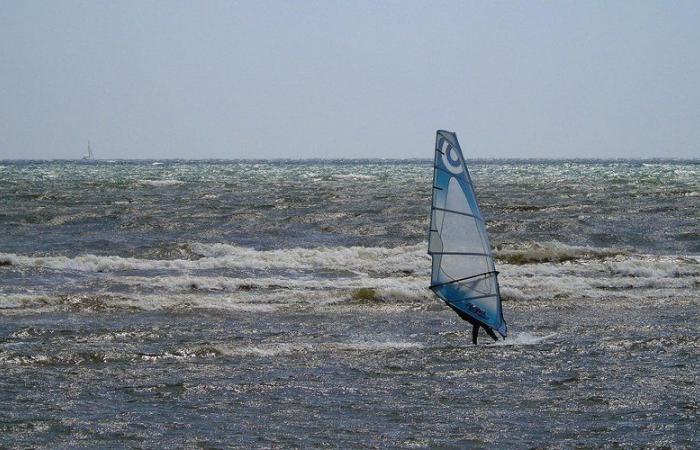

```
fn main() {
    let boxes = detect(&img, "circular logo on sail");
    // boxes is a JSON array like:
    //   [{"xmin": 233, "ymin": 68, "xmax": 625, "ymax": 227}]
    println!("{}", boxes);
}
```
[{"xmin": 442, "ymin": 144, "xmax": 464, "ymax": 174}]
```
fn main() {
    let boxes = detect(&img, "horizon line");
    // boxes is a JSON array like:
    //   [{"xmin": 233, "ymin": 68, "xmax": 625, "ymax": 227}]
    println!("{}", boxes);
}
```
[{"xmin": 1, "ymin": 157, "xmax": 698, "ymax": 163}]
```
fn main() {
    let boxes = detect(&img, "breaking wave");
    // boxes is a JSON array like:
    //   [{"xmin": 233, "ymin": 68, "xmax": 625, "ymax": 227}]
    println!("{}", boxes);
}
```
[
  {"xmin": 0, "ymin": 243, "xmax": 430, "ymax": 275},
  {"xmin": 494, "ymin": 241, "xmax": 629, "ymax": 264},
  {"xmin": 1, "ymin": 241, "xmax": 697, "ymax": 314},
  {"xmin": 1, "ymin": 241, "xmax": 695, "ymax": 276}
]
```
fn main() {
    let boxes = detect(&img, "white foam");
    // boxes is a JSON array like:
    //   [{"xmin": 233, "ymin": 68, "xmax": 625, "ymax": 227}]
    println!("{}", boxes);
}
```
[
  {"xmin": 138, "ymin": 179, "xmax": 184, "ymax": 187},
  {"xmin": 114, "ymin": 293, "xmax": 284, "ymax": 312},
  {"xmin": 0, "ymin": 294, "xmax": 52, "ymax": 310},
  {"xmin": 492, "ymin": 332, "xmax": 558, "ymax": 346},
  {"xmin": 332, "ymin": 173, "xmax": 376, "ymax": 181},
  {"xmin": 218, "ymin": 340, "xmax": 423, "ymax": 357},
  {"xmin": 333, "ymin": 340, "xmax": 424, "ymax": 351},
  {"xmin": 605, "ymin": 258, "xmax": 699, "ymax": 278},
  {"xmin": 8, "ymin": 241, "xmax": 688, "ymax": 282},
  {"xmin": 495, "ymin": 241, "xmax": 627, "ymax": 264},
  {"xmin": 2, "ymin": 243, "xmax": 698, "ymax": 308},
  {"xmin": 47, "ymin": 212, "xmax": 103, "ymax": 226},
  {"xmin": 0, "ymin": 291, "xmax": 290, "ymax": 314},
  {"xmin": 115, "ymin": 273, "xmax": 429, "ymax": 297},
  {"xmin": 222, "ymin": 343, "xmax": 312, "ymax": 357},
  {"xmin": 0, "ymin": 243, "xmax": 429, "ymax": 275},
  {"xmin": 190, "ymin": 242, "xmax": 430, "ymax": 274}
]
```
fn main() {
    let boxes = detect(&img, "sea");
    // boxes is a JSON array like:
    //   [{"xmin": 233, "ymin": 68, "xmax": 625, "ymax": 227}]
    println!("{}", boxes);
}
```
[{"xmin": 0, "ymin": 159, "xmax": 698, "ymax": 448}]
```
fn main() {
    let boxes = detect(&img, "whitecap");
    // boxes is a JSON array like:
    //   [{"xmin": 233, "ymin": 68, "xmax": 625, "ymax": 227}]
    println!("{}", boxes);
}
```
[
  {"xmin": 138, "ymin": 179, "xmax": 184, "ymax": 187},
  {"xmin": 333, "ymin": 173, "xmax": 376, "ymax": 181},
  {"xmin": 495, "ymin": 241, "xmax": 628, "ymax": 264},
  {"xmin": 491, "ymin": 332, "xmax": 558, "ymax": 346}
]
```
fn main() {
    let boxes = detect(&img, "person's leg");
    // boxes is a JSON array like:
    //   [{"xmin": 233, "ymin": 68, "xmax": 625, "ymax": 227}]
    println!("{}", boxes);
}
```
[
  {"xmin": 471, "ymin": 323, "xmax": 480, "ymax": 345},
  {"xmin": 483, "ymin": 326, "xmax": 499, "ymax": 342}
]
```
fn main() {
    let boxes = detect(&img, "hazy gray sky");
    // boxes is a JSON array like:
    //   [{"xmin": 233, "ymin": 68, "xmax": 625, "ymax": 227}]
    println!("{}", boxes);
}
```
[{"xmin": 1, "ymin": 1, "xmax": 699, "ymax": 159}]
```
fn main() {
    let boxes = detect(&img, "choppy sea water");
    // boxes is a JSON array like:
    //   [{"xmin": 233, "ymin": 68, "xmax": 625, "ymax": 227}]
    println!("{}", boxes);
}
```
[{"xmin": 0, "ymin": 159, "xmax": 698, "ymax": 448}]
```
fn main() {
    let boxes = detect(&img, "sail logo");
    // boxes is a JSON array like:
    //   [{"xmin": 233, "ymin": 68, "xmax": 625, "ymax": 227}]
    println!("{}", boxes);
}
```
[
  {"xmin": 467, "ymin": 303, "xmax": 487, "ymax": 319},
  {"xmin": 440, "ymin": 141, "xmax": 464, "ymax": 175}
]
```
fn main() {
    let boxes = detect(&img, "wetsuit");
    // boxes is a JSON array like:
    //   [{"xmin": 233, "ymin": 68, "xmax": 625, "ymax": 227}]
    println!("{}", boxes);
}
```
[
  {"xmin": 471, "ymin": 321, "xmax": 498, "ymax": 344},
  {"xmin": 448, "ymin": 304, "xmax": 499, "ymax": 344}
]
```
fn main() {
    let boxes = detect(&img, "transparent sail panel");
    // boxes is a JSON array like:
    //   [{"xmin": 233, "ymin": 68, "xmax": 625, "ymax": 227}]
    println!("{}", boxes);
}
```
[{"xmin": 428, "ymin": 130, "xmax": 507, "ymax": 337}]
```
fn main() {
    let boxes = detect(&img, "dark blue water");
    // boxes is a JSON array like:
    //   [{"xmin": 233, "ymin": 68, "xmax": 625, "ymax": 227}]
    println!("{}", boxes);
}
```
[{"xmin": 1, "ymin": 160, "xmax": 698, "ymax": 447}]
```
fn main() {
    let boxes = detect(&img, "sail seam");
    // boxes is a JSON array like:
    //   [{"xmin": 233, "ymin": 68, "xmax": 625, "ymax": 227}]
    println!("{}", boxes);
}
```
[{"xmin": 431, "ymin": 206, "xmax": 483, "ymax": 220}]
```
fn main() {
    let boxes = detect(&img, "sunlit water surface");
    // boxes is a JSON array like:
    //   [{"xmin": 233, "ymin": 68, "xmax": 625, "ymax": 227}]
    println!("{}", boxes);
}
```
[{"xmin": 0, "ymin": 159, "xmax": 697, "ymax": 447}]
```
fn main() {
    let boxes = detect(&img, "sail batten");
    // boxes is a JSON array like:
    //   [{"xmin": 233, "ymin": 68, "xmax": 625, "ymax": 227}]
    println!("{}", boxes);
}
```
[
  {"xmin": 428, "ymin": 130, "xmax": 507, "ymax": 338},
  {"xmin": 430, "ymin": 270, "xmax": 499, "ymax": 289},
  {"xmin": 428, "ymin": 252, "xmax": 493, "ymax": 256},
  {"xmin": 432, "ymin": 207, "xmax": 481, "ymax": 219}
]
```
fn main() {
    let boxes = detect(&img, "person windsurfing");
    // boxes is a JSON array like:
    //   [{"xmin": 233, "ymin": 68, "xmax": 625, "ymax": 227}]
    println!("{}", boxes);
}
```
[
  {"xmin": 447, "ymin": 303, "xmax": 499, "ymax": 344},
  {"xmin": 428, "ymin": 130, "xmax": 508, "ymax": 345}
]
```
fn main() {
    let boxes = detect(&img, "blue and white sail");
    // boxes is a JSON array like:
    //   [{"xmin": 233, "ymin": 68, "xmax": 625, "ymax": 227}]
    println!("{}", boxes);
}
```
[{"xmin": 428, "ymin": 130, "xmax": 507, "ymax": 337}]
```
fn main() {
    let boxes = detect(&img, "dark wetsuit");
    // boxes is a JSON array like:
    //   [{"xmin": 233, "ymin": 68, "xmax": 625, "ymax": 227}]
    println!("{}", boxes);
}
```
[
  {"xmin": 448, "ymin": 304, "xmax": 499, "ymax": 344},
  {"xmin": 470, "ymin": 320, "xmax": 499, "ymax": 344}
]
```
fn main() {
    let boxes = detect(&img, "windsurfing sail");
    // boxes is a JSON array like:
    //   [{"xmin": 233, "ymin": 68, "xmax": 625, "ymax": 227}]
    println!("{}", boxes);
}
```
[
  {"xmin": 83, "ymin": 141, "xmax": 93, "ymax": 160},
  {"xmin": 428, "ymin": 130, "xmax": 507, "ymax": 339}
]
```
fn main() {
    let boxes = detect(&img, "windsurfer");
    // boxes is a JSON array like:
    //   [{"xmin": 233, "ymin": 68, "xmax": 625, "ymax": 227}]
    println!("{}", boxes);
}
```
[
  {"xmin": 428, "ymin": 130, "xmax": 508, "ymax": 346},
  {"xmin": 448, "ymin": 303, "xmax": 499, "ymax": 344}
]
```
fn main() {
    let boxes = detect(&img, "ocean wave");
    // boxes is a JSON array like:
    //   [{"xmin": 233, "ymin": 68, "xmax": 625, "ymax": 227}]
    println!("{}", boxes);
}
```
[
  {"xmin": 47, "ymin": 212, "xmax": 105, "ymax": 226},
  {"xmin": 215, "ymin": 340, "xmax": 423, "ymax": 357},
  {"xmin": 1, "ymin": 242, "xmax": 698, "ymax": 313},
  {"xmin": 605, "ymin": 257, "xmax": 699, "ymax": 278},
  {"xmin": 0, "ymin": 292, "xmax": 288, "ymax": 315},
  {"xmin": 0, "ymin": 294, "xmax": 54, "ymax": 312},
  {"xmin": 0, "ymin": 243, "xmax": 429, "ymax": 274},
  {"xmin": 0, "ymin": 346, "xmax": 222, "ymax": 366},
  {"xmin": 2, "ymin": 241, "xmax": 695, "ymax": 278},
  {"xmin": 0, "ymin": 339, "xmax": 424, "ymax": 366},
  {"xmin": 115, "ymin": 273, "xmax": 427, "ymax": 294},
  {"xmin": 494, "ymin": 241, "xmax": 629, "ymax": 264},
  {"xmin": 599, "ymin": 335, "xmax": 699, "ymax": 353},
  {"xmin": 1, "ymin": 256, "xmax": 697, "ymax": 314},
  {"xmin": 113, "ymin": 263, "xmax": 698, "ymax": 302}
]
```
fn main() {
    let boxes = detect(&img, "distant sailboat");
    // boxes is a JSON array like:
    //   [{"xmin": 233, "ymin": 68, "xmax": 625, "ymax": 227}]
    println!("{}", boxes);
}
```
[
  {"xmin": 82, "ymin": 141, "xmax": 94, "ymax": 160},
  {"xmin": 428, "ymin": 130, "xmax": 507, "ymax": 344}
]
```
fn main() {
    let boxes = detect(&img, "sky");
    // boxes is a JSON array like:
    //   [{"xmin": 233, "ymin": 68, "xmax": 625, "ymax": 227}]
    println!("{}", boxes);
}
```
[{"xmin": 1, "ymin": 1, "xmax": 699, "ymax": 159}]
